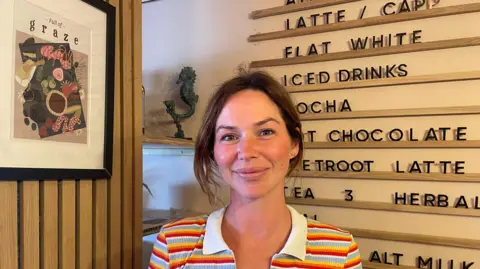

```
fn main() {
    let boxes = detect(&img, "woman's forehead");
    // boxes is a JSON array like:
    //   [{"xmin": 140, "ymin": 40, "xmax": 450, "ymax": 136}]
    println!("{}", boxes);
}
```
[{"xmin": 216, "ymin": 90, "xmax": 283, "ymax": 126}]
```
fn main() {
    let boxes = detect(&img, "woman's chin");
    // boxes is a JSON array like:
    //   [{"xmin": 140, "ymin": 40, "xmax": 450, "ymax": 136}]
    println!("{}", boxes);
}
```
[{"xmin": 232, "ymin": 184, "xmax": 272, "ymax": 200}]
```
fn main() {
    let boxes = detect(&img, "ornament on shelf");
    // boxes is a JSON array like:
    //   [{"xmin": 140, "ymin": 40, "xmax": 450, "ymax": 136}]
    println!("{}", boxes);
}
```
[{"xmin": 163, "ymin": 66, "xmax": 198, "ymax": 140}]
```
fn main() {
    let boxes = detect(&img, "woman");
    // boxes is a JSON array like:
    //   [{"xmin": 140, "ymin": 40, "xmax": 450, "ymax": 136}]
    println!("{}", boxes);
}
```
[{"xmin": 149, "ymin": 71, "xmax": 362, "ymax": 269}]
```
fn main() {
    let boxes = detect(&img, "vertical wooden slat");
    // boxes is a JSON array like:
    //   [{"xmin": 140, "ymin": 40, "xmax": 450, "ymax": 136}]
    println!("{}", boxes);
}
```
[
  {"xmin": 109, "ymin": 0, "xmax": 123, "ymax": 268},
  {"xmin": 77, "ymin": 181, "xmax": 93, "ymax": 269},
  {"xmin": 94, "ymin": 179, "xmax": 108, "ymax": 269},
  {"xmin": 121, "ymin": 0, "xmax": 134, "ymax": 268},
  {"xmin": 20, "ymin": 181, "xmax": 40, "ymax": 269},
  {"xmin": 60, "ymin": 180, "xmax": 76, "ymax": 269},
  {"xmin": 40, "ymin": 181, "xmax": 58, "ymax": 269},
  {"xmin": 132, "ymin": 0, "xmax": 143, "ymax": 267},
  {"xmin": 0, "ymin": 182, "xmax": 18, "ymax": 269}
]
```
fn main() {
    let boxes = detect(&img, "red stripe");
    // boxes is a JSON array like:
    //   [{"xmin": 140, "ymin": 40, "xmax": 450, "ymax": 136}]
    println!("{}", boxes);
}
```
[
  {"xmin": 349, "ymin": 244, "xmax": 358, "ymax": 252},
  {"xmin": 151, "ymin": 248, "xmax": 169, "ymax": 262},
  {"xmin": 345, "ymin": 259, "xmax": 362, "ymax": 268},
  {"xmin": 169, "ymin": 243, "xmax": 203, "ymax": 254},
  {"xmin": 187, "ymin": 257, "xmax": 235, "ymax": 264},
  {"xmin": 169, "ymin": 247, "xmax": 196, "ymax": 253},
  {"xmin": 157, "ymin": 235, "xmax": 167, "ymax": 245},
  {"xmin": 307, "ymin": 235, "xmax": 351, "ymax": 242},
  {"xmin": 170, "ymin": 257, "xmax": 235, "ymax": 269}
]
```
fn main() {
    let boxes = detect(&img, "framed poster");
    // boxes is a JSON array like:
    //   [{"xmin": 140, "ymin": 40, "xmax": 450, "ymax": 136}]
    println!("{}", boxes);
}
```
[{"xmin": 0, "ymin": 0, "xmax": 116, "ymax": 180}]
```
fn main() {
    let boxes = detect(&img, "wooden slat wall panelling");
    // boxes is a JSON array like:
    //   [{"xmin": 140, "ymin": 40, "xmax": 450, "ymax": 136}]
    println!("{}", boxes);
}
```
[
  {"xmin": 299, "ymin": 105, "xmax": 480, "ymax": 121},
  {"xmin": 59, "ymin": 180, "xmax": 76, "ymax": 269},
  {"xmin": 121, "ymin": 0, "xmax": 134, "ymax": 267},
  {"xmin": 287, "ymin": 198, "xmax": 480, "ymax": 217},
  {"xmin": 249, "ymin": 3, "xmax": 480, "ymax": 41},
  {"xmin": 286, "ymin": 71, "xmax": 480, "ymax": 93},
  {"xmin": 250, "ymin": 0, "xmax": 361, "ymax": 19},
  {"xmin": 346, "ymin": 227, "xmax": 480, "ymax": 249},
  {"xmin": 77, "ymin": 181, "xmax": 93, "ymax": 269},
  {"xmin": 250, "ymin": 37, "xmax": 480, "ymax": 68},
  {"xmin": 363, "ymin": 261, "xmax": 421, "ymax": 269},
  {"xmin": 0, "ymin": 182, "xmax": 18, "ymax": 269},
  {"xmin": 132, "ymin": 0, "xmax": 144, "ymax": 267},
  {"xmin": 290, "ymin": 170, "xmax": 480, "ymax": 183},
  {"xmin": 108, "ymin": 0, "xmax": 123, "ymax": 268},
  {"xmin": 40, "ymin": 181, "xmax": 58, "ymax": 269},
  {"xmin": 304, "ymin": 140, "xmax": 480, "ymax": 149},
  {"xmin": 20, "ymin": 181, "xmax": 40, "ymax": 269},
  {"xmin": 94, "ymin": 179, "xmax": 108, "ymax": 269}
]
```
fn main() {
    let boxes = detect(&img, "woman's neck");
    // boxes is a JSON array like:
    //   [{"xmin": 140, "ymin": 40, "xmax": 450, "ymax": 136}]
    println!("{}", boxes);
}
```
[{"xmin": 222, "ymin": 187, "xmax": 291, "ymax": 241}]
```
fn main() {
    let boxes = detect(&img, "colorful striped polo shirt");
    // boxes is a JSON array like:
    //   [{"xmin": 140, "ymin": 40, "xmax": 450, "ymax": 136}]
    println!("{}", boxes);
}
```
[{"xmin": 149, "ymin": 205, "xmax": 362, "ymax": 269}]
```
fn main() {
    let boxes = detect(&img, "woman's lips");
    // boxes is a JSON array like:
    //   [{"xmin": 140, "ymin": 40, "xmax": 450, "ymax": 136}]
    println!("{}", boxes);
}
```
[{"xmin": 233, "ymin": 168, "xmax": 269, "ymax": 179}]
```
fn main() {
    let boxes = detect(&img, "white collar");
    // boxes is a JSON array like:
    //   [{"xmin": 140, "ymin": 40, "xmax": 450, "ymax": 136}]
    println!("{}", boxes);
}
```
[{"xmin": 203, "ymin": 204, "xmax": 307, "ymax": 260}]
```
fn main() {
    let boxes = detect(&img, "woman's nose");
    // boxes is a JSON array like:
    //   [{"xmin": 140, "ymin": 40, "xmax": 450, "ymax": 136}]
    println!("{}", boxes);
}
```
[{"xmin": 236, "ymin": 136, "xmax": 258, "ymax": 160}]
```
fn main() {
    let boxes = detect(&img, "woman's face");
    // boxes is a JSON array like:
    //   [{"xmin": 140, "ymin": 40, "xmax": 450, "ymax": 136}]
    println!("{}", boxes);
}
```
[{"xmin": 213, "ymin": 89, "xmax": 299, "ymax": 201}]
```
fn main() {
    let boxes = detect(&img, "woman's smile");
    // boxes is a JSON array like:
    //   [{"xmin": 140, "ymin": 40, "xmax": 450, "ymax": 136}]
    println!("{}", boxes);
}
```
[{"xmin": 233, "ymin": 167, "xmax": 270, "ymax": 180}]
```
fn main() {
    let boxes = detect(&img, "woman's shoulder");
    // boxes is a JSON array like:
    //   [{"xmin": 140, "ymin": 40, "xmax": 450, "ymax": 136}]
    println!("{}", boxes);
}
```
[
  {"xmin": 304, "ymin": 217, "xmax": 354, "ymax": 238},
  {"xmin": 161, "ymin": 214, "xmax": 209, "ymax": 232}
]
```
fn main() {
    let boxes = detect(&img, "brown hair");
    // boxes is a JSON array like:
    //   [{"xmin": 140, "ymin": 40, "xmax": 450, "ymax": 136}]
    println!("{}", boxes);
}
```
[{"xmin": 193, "ymin": 70, "xmax": 304, "ymax": 204}]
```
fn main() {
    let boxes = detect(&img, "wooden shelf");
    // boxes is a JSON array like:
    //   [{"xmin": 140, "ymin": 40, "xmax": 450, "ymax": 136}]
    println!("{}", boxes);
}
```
[
  {"xmin": 304, "ymin": 140, "xmax": 480, "ymax": 149},
  {"xmin": 143, "ymin": 209, "xmax": 203, "ymax": 236},
  {"xmin": 142, "ymin": 136, "xmax": 195, "ymax": 148},
  {"xmin": 345, "ymin": 227, "xmax": 480, "ymax": 249},
  {"xmin": 363, "ymin": 261, "xmax": 417, "ymax": 269},
  {"xmin": 299, "ymin": 105, "xmax": 480, "ymax": 121},
  {"xmin": 287, "ymin": 198, "xmax": 480, "ymax": 217},
  {"xmin": 250, "ymin": 0, "xmax": 360, "ymax": 19},
  {"xmin": 290, "ymin": 170, "xmax": 480, "ymax": 183},
  {"xmin": 249, "ymin": 3, "xmax": 480, "ymax": 42},
  {"xmin": 287, "ymin": 71, "xmax": 480, "ymax": 93},
  {"xmin": 250, "ymin": 37, "xmax": 480, "ymax": 68}
]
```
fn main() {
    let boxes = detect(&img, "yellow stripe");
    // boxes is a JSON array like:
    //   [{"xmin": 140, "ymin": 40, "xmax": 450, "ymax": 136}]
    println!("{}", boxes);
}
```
[
  {"xmin": 306, "ymin": 245, "xmax": 347, "ymax": 251},
  {"xmin": 166, "ymin": 229, "xmax": 204, "ymax": 236}
]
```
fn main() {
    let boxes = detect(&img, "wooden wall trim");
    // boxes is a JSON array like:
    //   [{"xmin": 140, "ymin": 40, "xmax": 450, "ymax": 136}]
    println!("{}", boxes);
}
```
[
  {"xmin": 121, "ymin": 0, "xmax": 134, "ymax": 267},
  {"xmin": 77, "ymin": 181, "xmax": 93, "ymax": 269},
  {"xmin": 60, "ymin": 180, "xmax": 76, "ymax": 269},
  {"xmin": 346, "ymin": 227, "xmax": 480, "ymax": 249},
  {"xmin": 250, "ymin": 37, "xmax": 480, "ymax": 68},
  {"xmin": 299, "ymin": 105, "xmax": 480, "ymax": 121},
  {"xmin": 363, "ymin": 261, "xmax": 417, "ymax": 269},
  {"xmin": 132, "ymin": 0, "xmax": 144, "ymax": 267},
  {"xmin": 304, "ymin": 140, "xmax": 480, "ymax": 149},
  {"xmin": 20, "ymin": 181, "xmax": 40, "ymax": 269},
  {"xmin": 286, "ymin": 71, "xmax": 480, "ymax": 93},
  {"xmin": 0, "ymin": 182, "xmax": 18, "ymax": 269},
  {"xmin": 108, "ymin": 0, "xmax": 123, "ymax": 268},
  {"xmin": 250, "ymin": 0, "xmax": 361, "ymax": 19},
  {"xmin": 249, "ymin": 3, "xmax": 480, "ymax": 42},
  {"xmin": 287, "ymin": 198, "xmax": 480, "ymax": 217},
  {"xmin": 41, "ymin": 181, "xmax": 59, "ymax": 269},
  {"xmin": 290, "ymin": 170, "xmax": 480, "ymax": 183},
  {"xmin": 94, "ymin": 180, "xmax": 108, "ymax": 269}
]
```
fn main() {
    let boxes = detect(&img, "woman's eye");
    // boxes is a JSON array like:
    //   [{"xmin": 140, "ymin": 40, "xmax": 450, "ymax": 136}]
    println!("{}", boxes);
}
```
[
  {"xmin": 259, "ymin": 129, "xmax": 275, "ymax": 136},
  {"xmin": 221, "ymin": 134, "xmax": 237, "ymax": 141}
]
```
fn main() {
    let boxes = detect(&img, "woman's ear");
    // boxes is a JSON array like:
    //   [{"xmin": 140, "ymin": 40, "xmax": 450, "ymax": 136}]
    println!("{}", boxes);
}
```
[
  {"xmin": 289, "ymin": 145, "xmax": 299, "ymax": 159},
  {"xmin": 290, "ymin": 127, "xmax": 301, "ymax": 159}
]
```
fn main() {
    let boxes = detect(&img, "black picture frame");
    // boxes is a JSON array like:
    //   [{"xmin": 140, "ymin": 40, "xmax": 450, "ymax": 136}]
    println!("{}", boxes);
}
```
[{"xmin": 0, "ymin": 0, "xmax": 116, "ymax": 180}]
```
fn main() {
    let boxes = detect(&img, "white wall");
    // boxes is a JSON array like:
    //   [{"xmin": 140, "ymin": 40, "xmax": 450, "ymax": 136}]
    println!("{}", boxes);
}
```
[{"xmin": 142, "ymin": 0, "xmax": 480, "ymax": 268}]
